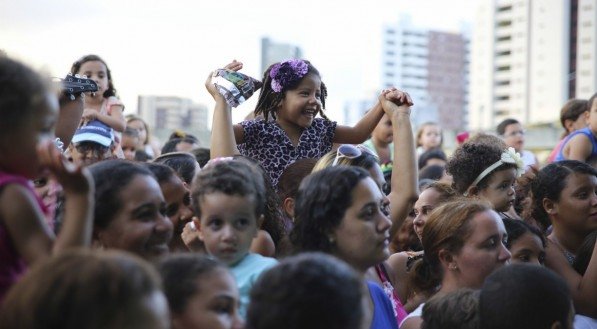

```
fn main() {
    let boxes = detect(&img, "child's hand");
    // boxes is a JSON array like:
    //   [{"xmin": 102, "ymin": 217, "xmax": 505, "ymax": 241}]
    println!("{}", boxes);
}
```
[
  {"xmin": 181, "ymin": 219, "xmax": 206, "ymax": 252},
  {"xmin": 36, "ymin": 139, "xmax": 93, "ymax": 195},
  {"xmin": 81, "ymin": 108, "xmax": 98, "ymax": 122},
  {"xmin": 379, "ymin": 88, "xmax": 413, "ymax": 116},
  {"xmin": 205, "ymin": 60, "xmax": 243, "ymax": 100}
]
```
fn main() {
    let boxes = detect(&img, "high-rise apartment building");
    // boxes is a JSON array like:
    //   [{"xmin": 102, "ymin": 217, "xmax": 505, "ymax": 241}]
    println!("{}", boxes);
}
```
[
  {"xmin": 469, "ymin": 0, "xmax": 597, "ymax": 130},
  {"xmin": 577, "ymin": 0, "xmax": 597, "ymax": 98},
  {"xmin": 381, "ymin": 18, "xmax": 469, "ymax": 131},
  {"xmin": 137, "ymin": 95, "xmax": 210, "ymax": 146},
  {"xmin": 260, "ymin": 37, "xmax": 303, "ymax": 74}
]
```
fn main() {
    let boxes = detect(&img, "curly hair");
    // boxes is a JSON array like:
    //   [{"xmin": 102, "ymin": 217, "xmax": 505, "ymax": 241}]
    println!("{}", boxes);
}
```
[
  {"xmin": 88, "ymin": 160, "xmax": 156, "ymax": 230},
  {"xmin": 247, "ymin": 252, "xmax": 363, "ymax": 329},
  {"xmin": 290, "ymin": 166, "xmax": 370, "ymax": 253},
  {"xmin": 254, "ymin": 59, "xmax": 328, "ymax": 122},
  {"xmin": 446, "ymin": 134, "xmax": 516, "ymax": 194},
  {"xmin": 70, "ymin": 54, "xmax": 117, "ymax": 98},
  {"xmin": 530, "ymin": 160, "xmax": 597, "ymax": 231},
  {"xmin": 0, "ymin": 57, "xmax": 52, "ymax": 137},
  {"xmin": 191, "ymin": 159, "xmax": 265, "ymax": 218}
]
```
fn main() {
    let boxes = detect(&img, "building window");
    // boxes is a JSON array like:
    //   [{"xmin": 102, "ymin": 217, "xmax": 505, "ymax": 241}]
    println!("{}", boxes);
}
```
[
  {"xmin": 497, "ymin": 20, "xmax": 512, "ymax": 27},
  {"xmin": 497, "ymin": 5, "xmax": 512, "ymax": 12},
  {"xmin": 496, "ymin": 50, "xmax": 511, "ymax": 56},
  {"xmin": 496, "ymin": 80, "xmax": 510, "ymax": 86},
  {"xmin": 496, "ymin": 65, "xmax": 511, "ymax": 72},
  {"xmin": 497, "ymin": 35, "xmax": 512, "ymax": 42},
  {"xmin": 386, "ymin": 29, "xmax": 396, "ymax": 34}
]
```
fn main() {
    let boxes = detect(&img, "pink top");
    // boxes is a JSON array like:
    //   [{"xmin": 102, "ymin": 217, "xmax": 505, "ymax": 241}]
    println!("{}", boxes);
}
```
[
  {"xmin": 0, "ymin": 170, "xmax": 48, "ymax": 305},
  {"xmin": 375, "ymin": 263, "xmax": 408, "ymax": 325}
]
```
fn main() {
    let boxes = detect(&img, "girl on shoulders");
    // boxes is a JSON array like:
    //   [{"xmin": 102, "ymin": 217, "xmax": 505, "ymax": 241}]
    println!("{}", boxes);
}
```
[{"xmin": 206, "ymin": 59, "xmax": 411, "ymax": 187}]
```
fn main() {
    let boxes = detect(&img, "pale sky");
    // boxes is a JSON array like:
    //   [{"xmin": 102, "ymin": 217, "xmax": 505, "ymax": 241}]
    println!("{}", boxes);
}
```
[{"xmin": 1, "ymin": 0, "xmax": 476, "ymax": 123}]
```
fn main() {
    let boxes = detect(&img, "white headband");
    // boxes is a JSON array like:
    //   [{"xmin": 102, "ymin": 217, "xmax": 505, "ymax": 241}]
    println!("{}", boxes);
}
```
[{"xmin": 464, "ymin": 147, "xmax": 525, "ymax": 195}]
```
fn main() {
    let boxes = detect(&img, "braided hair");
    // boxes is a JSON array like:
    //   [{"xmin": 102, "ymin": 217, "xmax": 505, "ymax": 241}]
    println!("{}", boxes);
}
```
[{"xmin": 254, "ymin": 60, "xmax": 329, "ymax": 122}]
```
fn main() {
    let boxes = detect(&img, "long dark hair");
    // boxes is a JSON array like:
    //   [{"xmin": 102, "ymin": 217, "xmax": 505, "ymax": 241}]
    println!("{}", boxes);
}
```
[
  {"xmin": 290, "ymin": 166, "xmax": 370, "ymax": 253},
  {"xmin": 70, "ymin": 54, "xmax": 117, "ymax": 98}
]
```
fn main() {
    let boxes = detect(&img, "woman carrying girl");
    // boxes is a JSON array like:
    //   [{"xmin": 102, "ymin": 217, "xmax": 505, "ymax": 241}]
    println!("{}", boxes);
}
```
[
  {"xmin": 311, "ymin": 89, "xmax": 418, "ymax": 323},
  {"xmin": 206, "ymin": 59, "xmax": 411, "ymax": 187},
  {"xmin": 290, "ymin": 166, "xmax": 399, "ymax": 329}
]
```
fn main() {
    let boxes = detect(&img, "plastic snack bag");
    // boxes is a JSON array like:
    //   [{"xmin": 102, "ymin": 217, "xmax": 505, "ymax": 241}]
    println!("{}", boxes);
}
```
[{"xmin": 212, "ymin": 69, "xmax": 263, "ymax": 107}]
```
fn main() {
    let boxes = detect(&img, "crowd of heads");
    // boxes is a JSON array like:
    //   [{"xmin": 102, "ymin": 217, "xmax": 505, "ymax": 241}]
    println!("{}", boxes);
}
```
[{"xmin": 0, "ymin": 54, "xmax": 595, "ymax": 329}]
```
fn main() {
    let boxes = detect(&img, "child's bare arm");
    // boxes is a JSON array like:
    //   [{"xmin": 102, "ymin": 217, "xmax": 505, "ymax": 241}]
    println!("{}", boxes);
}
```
[
  {"xmin": 382, "ymin": 90, "xmax": 419, "ymax": 238},
  {"xmin": 206, "ymin": 61, "xmax": 244, "ymax": 159},
  {"xmin": 82, "ymin": 102, "xmax": 126, "ymax": 132},
  {"xmin": 566, "ymin": 134, "xmax": 592, "ymax": 161},
  {"xmin": 0, "ymin": 184, "xmax": 55, "ymax": 264},
  {"xmin": 37, "ymin": 139, "xmax": 94, "ymax": 252},
  {"xmin": 333, "ymin": 89, "xmax": 412, "ymax": 144}
]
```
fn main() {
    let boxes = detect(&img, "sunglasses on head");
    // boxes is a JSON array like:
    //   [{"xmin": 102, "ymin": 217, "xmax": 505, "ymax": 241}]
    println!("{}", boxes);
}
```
[{"xmin": 332, "ymin": 144, "xmax": 373, "ymax": 166}]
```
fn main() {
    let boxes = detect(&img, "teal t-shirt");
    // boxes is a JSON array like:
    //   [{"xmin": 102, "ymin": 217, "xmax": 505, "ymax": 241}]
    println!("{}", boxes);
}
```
[{"xmin": 230, "ymin": 253, "xmax": 278, "ymax": 318}]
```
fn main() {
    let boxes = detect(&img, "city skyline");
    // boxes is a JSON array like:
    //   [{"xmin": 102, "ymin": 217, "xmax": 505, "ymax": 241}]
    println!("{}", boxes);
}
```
[{"xmin": 1, "ymin": 0, "xmax": 474, "ymax": 125}]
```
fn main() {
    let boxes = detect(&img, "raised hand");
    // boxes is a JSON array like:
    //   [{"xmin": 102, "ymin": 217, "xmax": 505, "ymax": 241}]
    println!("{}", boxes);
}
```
[
  {"xmin": 204, "ymin": 60, "xmax": 244, "ymax": 99},
  {"xmin": 379, "ymin": 88, "xmax": 413, "ymax": 116},
  {"xmin": 36, "ymin": 139, "xmax": 92, "ymax": 195}
]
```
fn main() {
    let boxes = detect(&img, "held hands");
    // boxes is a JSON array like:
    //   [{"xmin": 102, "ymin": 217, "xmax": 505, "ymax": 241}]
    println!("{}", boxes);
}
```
[
  {"xmin": 379, "ymin": 87, "xmax": 413, "ymax": 116},
  {"xmin": 204, "ymin": 60, "xmax": 243, "ymax": 100},
  {"xmin": 36, "ymin": 139, "xmax": 93, "ymax": 195}
]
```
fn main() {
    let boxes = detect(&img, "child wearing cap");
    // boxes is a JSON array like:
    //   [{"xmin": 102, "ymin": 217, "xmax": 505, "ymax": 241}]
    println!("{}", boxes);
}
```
[{"xmin": 70, "ymin": 120, "xmax": 116, "ymax": 166}]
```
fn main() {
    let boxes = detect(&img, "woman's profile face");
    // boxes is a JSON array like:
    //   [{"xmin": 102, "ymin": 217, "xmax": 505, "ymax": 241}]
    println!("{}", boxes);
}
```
[{"xmin": 332, "ymin": 177, "xmax": 392, "ymax": 272}]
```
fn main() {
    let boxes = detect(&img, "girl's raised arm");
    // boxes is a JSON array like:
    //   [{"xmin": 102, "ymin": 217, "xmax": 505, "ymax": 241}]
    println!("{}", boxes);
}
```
[
  {"xmin": 205, "ymin": 61, "xmax": 245, "ymax": 159},
  {"xmin": 381, "ymin": 90, "xmax": 419, "ymax": 238},
  {"xmin": 333, "ymin": 89, "xmax": 412, "ymax": 144}
]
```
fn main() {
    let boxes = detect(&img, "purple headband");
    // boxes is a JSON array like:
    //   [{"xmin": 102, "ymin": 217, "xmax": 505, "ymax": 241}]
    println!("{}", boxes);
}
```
[{"xmin": 269, "ymin": 59, "xmax": 309, "ymax": 93}]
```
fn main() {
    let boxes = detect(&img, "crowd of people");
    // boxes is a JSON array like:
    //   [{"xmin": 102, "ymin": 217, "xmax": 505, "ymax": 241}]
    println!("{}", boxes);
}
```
[{"xmin": 0, "ymin": 53, "xmax": 596, "ymax": 329}]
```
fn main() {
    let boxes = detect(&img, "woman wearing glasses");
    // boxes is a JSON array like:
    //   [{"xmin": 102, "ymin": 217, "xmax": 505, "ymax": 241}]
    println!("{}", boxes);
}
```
[
  {"xmin": 290, "ymin": 165, "xmax": 399, "ymax": 329},
  {"xmin": 311, "ymin": 94, "xmax": 418, "ymax": 325}
]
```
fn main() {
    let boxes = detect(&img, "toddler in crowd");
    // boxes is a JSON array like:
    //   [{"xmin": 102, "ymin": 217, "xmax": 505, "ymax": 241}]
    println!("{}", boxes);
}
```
[
  {"xmin": 415, "ymin": 122, "xmax": 443, "ymax": 156},
  {"xmin": 159, "ymin": 253, "xmax": 243, "ymax": 329},
  {"xmin": 190, "ymin": 159, "xmax": 277, "ymax": 317}
]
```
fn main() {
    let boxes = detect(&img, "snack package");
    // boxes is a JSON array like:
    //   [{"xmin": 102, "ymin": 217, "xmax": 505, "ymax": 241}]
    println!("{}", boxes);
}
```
[{"xmin": 212, "ymin": 69, "xmax": 263, "ymax": 108}]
